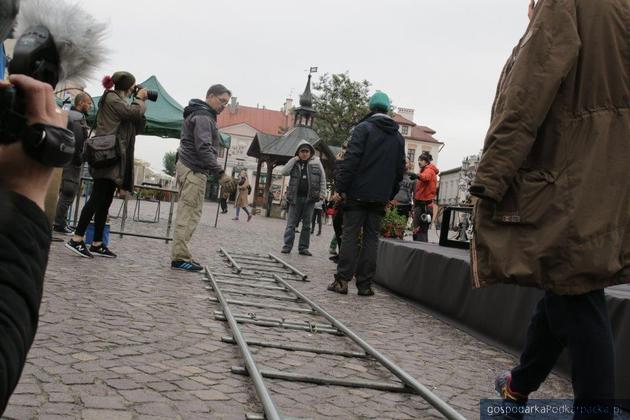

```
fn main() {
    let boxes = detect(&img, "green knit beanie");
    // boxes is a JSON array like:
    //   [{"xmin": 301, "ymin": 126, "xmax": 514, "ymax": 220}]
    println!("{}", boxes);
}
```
[{"xmin": 369, "ymin": 91, "xmax": 390, "ymax": 113}]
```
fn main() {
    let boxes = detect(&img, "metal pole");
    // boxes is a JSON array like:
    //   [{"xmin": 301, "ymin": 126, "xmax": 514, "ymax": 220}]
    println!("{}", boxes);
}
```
[
  {"xmin": 272, "ymin": 274, "xmax": 466, "ymax": 420},
  {"xmin": 268, "ymin": 253, "xmax": 308, "ymax": 281},
  {"xmin": 119, "ymin": 195, "xmax": 128, "ymax": 238},
  {"xmin": 219, "ymin": 248, "xmax": 242, "ymax": 273},
  {"xmin": 108, "ymin": 231, "xmax": 172, "ymax": 242},
  {"xmin": 221, "ymin": 336, "xmax": 367, "ymax": 359},
  {"xmin": 165, "ymin": 189, "xmax": 176, "ymax": 244},
  {"xmin": 206, "ymin": 271, "xmax": 282, "ymax": 420},
  {"xmin": 232, "ymin": 367, "xmax": 409, "ymax": 393},
  {"xmin": 207, "ymin": 297, "xmax": 314, "ymax": 314},
  {"xmin": 72, "ymin": 176, "xmax": 83, "ymax": 227},
  {"xmin": 214, "ymin": 151, "xmax": 230, "ymax": 228}
]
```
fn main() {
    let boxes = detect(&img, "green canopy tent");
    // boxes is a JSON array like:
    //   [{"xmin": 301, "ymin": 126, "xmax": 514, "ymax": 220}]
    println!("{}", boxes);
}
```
[
  {"xmin": 81, "ymin": 75, "xmax": 231, "ymax": 146},
  {"xmin": 86, "ymin": 75, "xmax": 183, "ymax": 138}
]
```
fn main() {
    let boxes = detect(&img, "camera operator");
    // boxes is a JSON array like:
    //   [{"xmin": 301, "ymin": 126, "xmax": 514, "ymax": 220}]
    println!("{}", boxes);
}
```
[
  {"xmin": 0, "ymin": 74, "xmax": 69, "ymax": 414},
  {"xmin": 66, "ymin": 72, "xmax": 147, "ymax": 259}
]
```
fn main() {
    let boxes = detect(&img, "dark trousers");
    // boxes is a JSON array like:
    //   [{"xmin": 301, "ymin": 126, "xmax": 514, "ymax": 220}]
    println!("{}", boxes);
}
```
[
  {"xmin": 283, "ymin": 196, "xmax": 315, "ymax": 252},
  {"xmin": 53, "ymin": 165, "xmax": 82, "ymax": 228},
  {"xmin": 395, "ymin": 203, "xmax": 412, "ymax": 219},
  {"xmin": 511, "ymin": 290, "xmax": 615, "ymax": 418},
  {"xmin": 311, "ymin": 209, "xmax": 322, "ymax": 234},
  {"xmin": 220, "ymin": 197, "xmax": 228, "ymax": 212},
  {"xmin": 336, "ymin": 203, "xmax": 384, "ymax": 290},
  {"xmin": 75, "ymin": 179, "xmax": 117, "ymax": 242},
  {"xmin": 412, "ymin": 200, "xmax": 431, "ymax": 242}
]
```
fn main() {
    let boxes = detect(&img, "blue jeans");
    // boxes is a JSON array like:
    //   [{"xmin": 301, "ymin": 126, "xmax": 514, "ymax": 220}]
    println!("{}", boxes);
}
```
[
  {"xmin": 235, "ymin": 206, "xmax": 250, "ymax": 218},
  {"xmin": 283, "ymin": 197, "xmax": 315, "ymax": 252}
]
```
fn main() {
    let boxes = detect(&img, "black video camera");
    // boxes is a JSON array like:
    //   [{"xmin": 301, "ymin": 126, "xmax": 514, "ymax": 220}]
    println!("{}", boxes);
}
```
[
  {"xmin": 134, "ymin": 85, "xmax": 158, "ymax": 102},
  {"xmin": 0, "ymin": 25, "xmax": 75, "ymax": 167}
]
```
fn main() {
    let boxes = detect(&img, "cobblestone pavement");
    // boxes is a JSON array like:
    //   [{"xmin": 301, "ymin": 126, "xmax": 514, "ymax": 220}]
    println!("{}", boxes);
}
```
[{"xmin": 3, "ymin": 200, "xmax": 573, "ymax": 419}]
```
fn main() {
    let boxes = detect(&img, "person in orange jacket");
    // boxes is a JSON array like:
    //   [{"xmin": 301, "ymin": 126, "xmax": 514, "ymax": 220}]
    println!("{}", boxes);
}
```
[{"xmin": 413, "ymin": 152, "xmax": 439, "ymax": 241}]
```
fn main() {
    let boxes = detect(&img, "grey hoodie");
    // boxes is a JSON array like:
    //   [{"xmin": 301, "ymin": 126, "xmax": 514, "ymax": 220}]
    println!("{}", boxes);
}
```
[{"xmin": 177, "ymin": 99, "xmax": 223, "ymax": 175}]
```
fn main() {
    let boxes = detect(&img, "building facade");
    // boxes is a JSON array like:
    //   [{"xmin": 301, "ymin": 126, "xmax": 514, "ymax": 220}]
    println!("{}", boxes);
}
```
[
  {"xmin": 216, "ymin": 98, "xmax": 295, "ymax": 203},
  {"xmin": 436, "ymin": 153, "xmax": 481, "ymax": 206},
  {"xmin": 393, "ymin": 107, "xmax": 443, "ymax": 173}
]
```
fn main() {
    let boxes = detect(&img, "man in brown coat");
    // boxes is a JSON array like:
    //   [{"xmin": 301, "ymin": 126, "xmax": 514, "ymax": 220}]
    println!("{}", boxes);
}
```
[{"xmin": 470, "ymin": 0, "xmax": 630, "ymax": 414}]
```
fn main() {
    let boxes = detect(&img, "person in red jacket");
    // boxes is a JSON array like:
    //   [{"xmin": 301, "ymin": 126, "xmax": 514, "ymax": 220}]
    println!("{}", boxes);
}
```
[{"xmin": 413, "ymin": 152, "xmax": 439, "ymax": 242}]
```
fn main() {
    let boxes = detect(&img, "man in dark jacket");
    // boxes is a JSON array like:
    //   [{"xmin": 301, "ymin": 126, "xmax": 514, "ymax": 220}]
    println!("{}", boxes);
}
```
[
  {"xmin": 52, "ymin": 93, "xmax": 91, "ymax": 234},
  {"xmin": 471, "ymin": 1, "xmax": 629, "ymax": 414},
  {"xmin": 328, "ymin": 91, "xmax": 406, "ymax": 295},
  {"xmin": 171, "ymin": 84, "xmax": 236, "ymax": 272},
  {"xmin": 0, "ymin": 74, "xmax": 70, "ymax": 415}
]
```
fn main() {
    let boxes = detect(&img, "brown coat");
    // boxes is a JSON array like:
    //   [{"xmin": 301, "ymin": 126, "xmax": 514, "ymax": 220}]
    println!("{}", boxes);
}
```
[
  {"xmin": 235, "ymin": 178, "xmax": 250, "ymax": 208},
  {"xmin": 90, "ymin": 91, "xmax": 146, "ymax": 190},
  {"xmin": 471, "ymin": 0, "xmax": 630, "ymax": 295}
]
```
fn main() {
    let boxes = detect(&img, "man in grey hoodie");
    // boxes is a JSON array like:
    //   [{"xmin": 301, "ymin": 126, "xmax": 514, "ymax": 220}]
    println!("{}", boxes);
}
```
[
  {"xmin": 171, "ymin": 84, "xmax": 235, "ymax": 272},
  {"xmin": 280, "ymin": 141, "xmax": 326, "ymax": 256}
]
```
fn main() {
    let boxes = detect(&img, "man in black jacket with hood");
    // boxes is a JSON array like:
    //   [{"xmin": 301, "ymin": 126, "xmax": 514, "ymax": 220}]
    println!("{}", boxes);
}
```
[{"xmin": 328, "ymin": 91, "xmax": 406, "ymax": 295}]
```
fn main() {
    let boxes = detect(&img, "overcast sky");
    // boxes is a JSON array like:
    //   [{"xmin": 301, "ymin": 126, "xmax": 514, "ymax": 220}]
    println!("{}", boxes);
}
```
[{"xmin": 75, "ymin": 0, "xmax": 530, "ymax": 173}]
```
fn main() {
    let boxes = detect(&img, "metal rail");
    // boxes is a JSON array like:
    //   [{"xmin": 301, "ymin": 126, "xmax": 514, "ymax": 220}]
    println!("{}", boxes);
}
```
[
  {"xmin": 205, "ymin": 271, "xmax": 281, "ymax": 420},
  {"xmin": 213, "ymin": 314, "xmax": 342, "ymax": 335},
  {"xmin": 219, "ymin": 247, "xmax": 242, "ymax": 273},
  {"xmin": 210, "ymin": 279, "xmax": 287, "ymax": 292},
  {"xmin": 213, "ymin": 311, "xmax": 337, "ymax": 331},
  {"xmin": 272, "ymin": 274, "xmax": 466, "ymax": 420},
  {"xmin": 207, "ymin": 297, "xmax": 314, "ymax": 314},
  {"xmin": 232, "ymin": 366, "xmax": 410, "ymax": 393},
  {"xmin": 268, "ymin": 253, "xmax": 308, "ymax": 281},
  {"xmin": 204, "ymin": 250, "xmax": 465, "ymax": 420},
  {"xmin": 220, "ymin": 337, "xmax": 367, "ymax": 358},
  {"xmin": 206, "ymin": 286, "xmax": 299, "ymax": 302},
  {"xmin": 221, "ymin": 248, "xmax": 307, "ymax": 281}
]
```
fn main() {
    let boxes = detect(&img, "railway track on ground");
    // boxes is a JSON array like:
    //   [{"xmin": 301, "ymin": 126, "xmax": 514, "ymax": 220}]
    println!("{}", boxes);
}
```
[{"xmin": 203, "ymin": 249, "xmax": 465, "ymax": 420}]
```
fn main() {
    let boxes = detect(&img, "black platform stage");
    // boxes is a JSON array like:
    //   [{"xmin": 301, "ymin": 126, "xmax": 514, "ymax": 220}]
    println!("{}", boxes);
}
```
[{"xmin": 375, "ymin": 238, "xmax": 630, "ymax": 404}]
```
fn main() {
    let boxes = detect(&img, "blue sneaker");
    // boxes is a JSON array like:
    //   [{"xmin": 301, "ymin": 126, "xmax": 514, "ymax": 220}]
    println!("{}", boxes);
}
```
[{"xmin": 171, "ymin": 260, "xmax": 203, "ymax": 272}]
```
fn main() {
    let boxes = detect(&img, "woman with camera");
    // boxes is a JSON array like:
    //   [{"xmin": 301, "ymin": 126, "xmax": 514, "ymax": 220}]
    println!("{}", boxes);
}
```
[{"xmin": 66, "ymin": 71, "xmax": 147, "ymax": 258}]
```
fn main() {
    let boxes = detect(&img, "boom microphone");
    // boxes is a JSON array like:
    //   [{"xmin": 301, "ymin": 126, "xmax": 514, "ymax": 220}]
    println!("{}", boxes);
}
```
[
  {"xmin": 12, "ymin": 0, "xmax": 109, "ymax": 86},
  {"xmin": 0, "ymin": 0, "xmax": 19, "ymax": 43},
  {"xmin": 0, "ymin": 0, "xmax": 109, "ymax": 167}
]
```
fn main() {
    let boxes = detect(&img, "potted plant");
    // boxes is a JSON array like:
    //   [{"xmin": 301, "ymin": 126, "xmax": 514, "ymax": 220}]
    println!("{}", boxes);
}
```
[{"xmin": 380, "ymin": 205, "xmax": 408, "ymax": 239}]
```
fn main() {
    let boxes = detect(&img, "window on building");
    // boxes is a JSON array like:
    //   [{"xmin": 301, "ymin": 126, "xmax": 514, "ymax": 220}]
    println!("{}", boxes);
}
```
[
  {"xmin": 400, "ymin": 126, "xmax": 409, "ymax": 135},
  {"xmin": 407, "ymin": 148, "xmax": 416, "ymax": 163}
]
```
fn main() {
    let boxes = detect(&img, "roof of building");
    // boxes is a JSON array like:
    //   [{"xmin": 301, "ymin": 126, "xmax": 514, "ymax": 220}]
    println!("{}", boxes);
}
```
[
  {"xmin": 247, "ymin": 126, "xmax": 335, "ymax": 170},
  {"xmin": 217, "ymin": 105, "xmax": 292, "ymax": 136},
  {"xmin": 392, "ymin": 112, "xmax": 416, "ymax": 126},
  {"xmin": 408, "ymin": 125, "xmax": 443, "ymax": 144}
]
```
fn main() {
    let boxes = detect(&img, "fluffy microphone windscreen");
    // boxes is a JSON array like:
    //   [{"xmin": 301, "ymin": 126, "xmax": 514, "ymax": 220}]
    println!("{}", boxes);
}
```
[
  {"xmin": 14, "ymin": 0, "xmax": 109, "ymax": 85},
  {"xmin": 0, "ymin": 0, "xmax": 19, "ymax": 42}
]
